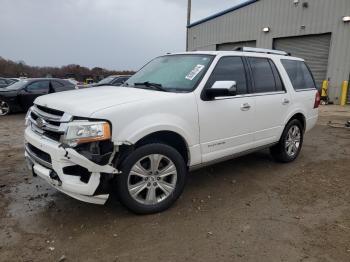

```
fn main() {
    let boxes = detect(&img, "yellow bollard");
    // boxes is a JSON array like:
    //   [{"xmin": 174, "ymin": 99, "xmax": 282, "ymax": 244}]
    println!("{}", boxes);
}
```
[
  {"xmin": 341, "ymin": 80, "xmax": 349, "ymax": 106},
  {"xmin": 321, "ymin": 80, "xmax": 328, "ymax": 97}
]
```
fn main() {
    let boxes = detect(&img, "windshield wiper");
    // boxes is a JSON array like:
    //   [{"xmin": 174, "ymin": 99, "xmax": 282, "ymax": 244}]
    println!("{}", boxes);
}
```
[{"xmin": 134, "ymin": 81, "xmax": 168, "ymax": 92}]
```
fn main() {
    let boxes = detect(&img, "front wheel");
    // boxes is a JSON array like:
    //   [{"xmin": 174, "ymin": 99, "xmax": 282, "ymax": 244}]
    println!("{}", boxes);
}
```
[
  {"xmin": 270, "ymin": 119, "xmax": 304, "ymax": 163},
  {"xmin": 116, "ymin": 143, "xmax": 187, "ymax": 214}
]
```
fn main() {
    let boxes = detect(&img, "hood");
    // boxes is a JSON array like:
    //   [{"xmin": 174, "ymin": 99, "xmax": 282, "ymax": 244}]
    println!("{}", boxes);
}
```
[{"xmin": 34, "ymin": 86, "xmax": 175, "ymax": 117}]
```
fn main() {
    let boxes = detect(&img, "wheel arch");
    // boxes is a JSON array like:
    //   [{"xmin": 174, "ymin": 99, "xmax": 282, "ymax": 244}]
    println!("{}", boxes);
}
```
[
  {"xmin": 286, "ymin": 112, "xmax": 306, "ymax": 132},
  {"xmin": 134, "ymin": 130, "xmax": 190, "ymax": 166}
]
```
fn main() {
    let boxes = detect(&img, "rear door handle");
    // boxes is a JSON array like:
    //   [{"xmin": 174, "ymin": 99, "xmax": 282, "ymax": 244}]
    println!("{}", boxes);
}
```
[
  {"xmin": 282, "ymin": 98, "xmax": 290, "ymax": 105},
  {"xmin": 241, "ymin": 103, "xmax": 251, "ymax": 111}
]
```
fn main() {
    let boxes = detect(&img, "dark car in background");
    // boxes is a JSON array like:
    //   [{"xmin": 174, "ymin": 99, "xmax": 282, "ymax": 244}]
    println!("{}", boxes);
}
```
[
  {"xmin": 0, "ymin": 77, "xmax": 15, "ymax": 89},
  {"xmin": 0, "ymin": 78, "xmax": 75, "ymax": 116},
  {"xmin": 79, "ymin": 75, "xmax": 131, "ymax": 88},
  {"xmin": 95, "ymin": 75, "xmax": 131, "ymax": 87}
]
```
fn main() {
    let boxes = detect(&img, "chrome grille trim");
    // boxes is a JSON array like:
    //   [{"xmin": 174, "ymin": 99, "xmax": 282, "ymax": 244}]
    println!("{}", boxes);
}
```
[
  {"xmin": 32, "ymin": 105, "xmax": 62, "ymax": 122},
  {"xmin": 28, "ymin": 105, "xmax": 73, "ymax": 142}
]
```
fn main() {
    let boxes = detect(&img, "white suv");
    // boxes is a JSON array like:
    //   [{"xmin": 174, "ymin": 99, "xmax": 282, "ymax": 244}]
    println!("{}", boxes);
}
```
[{"xmin": 24, "ymin": 48, "xmax": 319, "ymax": 214}]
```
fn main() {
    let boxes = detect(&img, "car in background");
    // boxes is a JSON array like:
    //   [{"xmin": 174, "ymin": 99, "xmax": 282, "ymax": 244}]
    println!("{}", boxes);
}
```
[
  {"xmin": 78, "ymin": 75, "xmax": 131, "ymax": 88},
  {"xmin": 95, "ymin": 75, "xmax": 131, "ymax": 87},
  {"xmin": 0, "ymin": 78, "xmax": 75, "ymax": 116},
  {"xmin": 7, "ymin": 78, "xmax": 21, "ymax": 84},
  {"xmin": 64, "ymin": 78, "xmax": 80, "ymax": 89},
  {"xmin": 0, "ymin": 77, "xmax": 16, "ymax": 88}
]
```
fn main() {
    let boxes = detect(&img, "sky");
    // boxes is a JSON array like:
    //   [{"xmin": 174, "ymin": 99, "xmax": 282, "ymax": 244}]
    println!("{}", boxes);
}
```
[{"xmin": 0, "ymin": 0, "xmax": 244, "ymax": 71}]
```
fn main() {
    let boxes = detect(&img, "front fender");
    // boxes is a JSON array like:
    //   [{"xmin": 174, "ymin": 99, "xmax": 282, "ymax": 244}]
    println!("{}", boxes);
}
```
[{"xmin": 115, "ymin": 113, "xmax": 197, "ymax": 147}]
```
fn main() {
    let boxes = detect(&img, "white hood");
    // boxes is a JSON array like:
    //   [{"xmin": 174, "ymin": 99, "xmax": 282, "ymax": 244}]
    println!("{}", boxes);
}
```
[{"xmin": 34, "ymin": 86, "xmax": 173, "ymax": 117}]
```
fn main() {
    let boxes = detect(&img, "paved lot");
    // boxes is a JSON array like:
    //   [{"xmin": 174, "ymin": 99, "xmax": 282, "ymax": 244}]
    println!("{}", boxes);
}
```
[{"xmin": 0, "ymin": 106, "xmax": 350, "ymax": 262}]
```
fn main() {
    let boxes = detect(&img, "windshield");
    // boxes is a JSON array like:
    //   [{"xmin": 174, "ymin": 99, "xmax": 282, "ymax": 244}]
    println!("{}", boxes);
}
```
[
  {"xmin": 126, "ymin": 54, "xmax": 214, "ymax": 92},
  {"xmin": 98, "ymin": 76, "xmax": 116, "ymax": 85},
  {"xmin": 4, "ymin": 80, "xmax": 29, "ymax": 90}
]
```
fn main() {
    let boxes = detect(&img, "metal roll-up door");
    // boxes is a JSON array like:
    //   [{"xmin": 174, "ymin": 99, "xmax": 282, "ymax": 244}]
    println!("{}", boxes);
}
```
[
  {"xmin": 274, "ymin": 34, "xmax": 332, "ymax": 90},
  {"xmin": 217, "ymin": 40, "xmax": 256, "ymax": 51}
]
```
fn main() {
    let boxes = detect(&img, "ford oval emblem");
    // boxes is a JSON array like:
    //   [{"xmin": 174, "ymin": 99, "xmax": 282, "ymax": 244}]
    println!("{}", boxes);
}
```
[{"xmin": 36, "ymin": 118, "xmax": 46, "ymax": 128}]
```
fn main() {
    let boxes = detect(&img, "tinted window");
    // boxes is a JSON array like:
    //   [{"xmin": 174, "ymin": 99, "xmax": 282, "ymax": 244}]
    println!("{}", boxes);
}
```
[
  {"xmin": 281, "ymin": 60, "xmax": 316, "ymax": 90},
  {"xmin": 269, "ymin": 60, "xmax": 284, "ymax": 92},
  {"xmin": 248, "ymin": 57, "xmax": 276, "ymax": 93},
  {"xmin": 51, "ymin": 81, "xmax": 64, "ymax": 89},
  {"xmin": 26, "ymin": 81, "xmax": 50, "ymax": 91},
  {"xmin": 206, "ymin": 56, "xmax": 247, "ymax": 95},
  {"xmin": 0, "ymin": 79, "xmax": 6, "ymax": 84}
]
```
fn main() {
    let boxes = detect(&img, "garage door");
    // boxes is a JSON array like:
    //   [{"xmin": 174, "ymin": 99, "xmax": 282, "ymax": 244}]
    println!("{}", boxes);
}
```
[
  {"xmin": 274, "ymin": 34, "xmax": 332, "ymax": 90},
  {"xmin": 217, "ymin": 40, "xmax": 256, "ymax": 51}
]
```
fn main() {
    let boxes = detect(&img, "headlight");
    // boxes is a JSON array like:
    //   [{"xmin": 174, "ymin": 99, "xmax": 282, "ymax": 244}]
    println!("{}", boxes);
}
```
[
  {"xmin": 62, "ymin": 121, "xmax": 111, "ymax": 147},
  {"xmin": 25, "ymin": 108, "xmax": 32, "ymax": 126}
]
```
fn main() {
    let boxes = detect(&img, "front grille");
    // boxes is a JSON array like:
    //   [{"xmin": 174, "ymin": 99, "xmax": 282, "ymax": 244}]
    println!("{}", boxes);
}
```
[
  {"xmin": 28, "ymin": 105, "xmax": 72, "ymax": 142},
  {"xmin": 36, "ymin": 105, "xmax": 64, "ymax": 116}
]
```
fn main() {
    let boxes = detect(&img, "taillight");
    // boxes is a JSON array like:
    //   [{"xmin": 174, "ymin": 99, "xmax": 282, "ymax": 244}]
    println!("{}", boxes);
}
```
[{"xmin": 314, "ymin": 91, "xmax": 321, "ymax": 108}]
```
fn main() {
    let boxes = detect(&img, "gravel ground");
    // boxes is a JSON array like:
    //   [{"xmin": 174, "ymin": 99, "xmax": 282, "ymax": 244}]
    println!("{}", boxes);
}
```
[{"xmin": 0, "ymin": 106, "xmax": 349, "ymax": 262}]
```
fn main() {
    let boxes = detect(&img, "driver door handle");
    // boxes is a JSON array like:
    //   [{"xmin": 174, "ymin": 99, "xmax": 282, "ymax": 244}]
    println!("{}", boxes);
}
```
[{"xmin": 241, "ymin": 103, "xmax": 251, "ymax": 111}]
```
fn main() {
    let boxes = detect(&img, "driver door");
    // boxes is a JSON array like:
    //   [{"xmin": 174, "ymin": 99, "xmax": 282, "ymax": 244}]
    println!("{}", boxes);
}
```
[
  {"xmin": 20, "ymin": 80, "xmax": 50, "ymax": 110},
  {"xmin": 197, "ymin": 56, "xmax": 255, "ymax": 163}
]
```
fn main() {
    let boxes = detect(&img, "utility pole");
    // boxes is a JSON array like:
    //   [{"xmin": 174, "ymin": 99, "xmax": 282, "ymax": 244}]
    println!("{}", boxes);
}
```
[
  {"xmin": 186, "ymin": 0, "xmax": 192, "ymax": 51},
  {"xmin": 187, "ymin": 0, "xmax": 192, "ymax": 26}
]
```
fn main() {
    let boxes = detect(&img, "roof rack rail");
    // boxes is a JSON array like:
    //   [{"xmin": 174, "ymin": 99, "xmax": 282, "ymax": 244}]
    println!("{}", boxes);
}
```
[{"xmin": 234, "ymin": 47, "xmax": 291, "ymax": 56}]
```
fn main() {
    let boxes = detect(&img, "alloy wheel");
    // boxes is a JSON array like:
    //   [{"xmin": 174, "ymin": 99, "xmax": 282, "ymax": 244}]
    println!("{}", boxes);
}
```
[
  {"xmin": 0, "ymin": 101, "xmax": 10, "ymax": 116},
  {"xmin": 285, "ymin": 125, "xmax": 301, "ymax": 157},
  {"xmin": 127, "ymin": 154, "xmax": 177, "ymax": 205}
]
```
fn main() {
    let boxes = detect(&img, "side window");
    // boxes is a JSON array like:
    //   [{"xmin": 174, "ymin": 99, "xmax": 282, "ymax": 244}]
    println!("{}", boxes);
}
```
[
  {"xmin": 248, "ymin": 57, "xmax": 276, "ymax": 93},
  {"xmin": 269, "ymin": 60, "xmax": 284, "ymax": 92},
  {"xmin": 26, "ymin": 81, "xmax": 50, "ymax": 91},
  {"xmin": 206, "ymin": 56, "xmax": 248, "ymax": 95},
  {"xmin": 281, "ymin": 60, "xmax": 316, "ymax": 90},
  {"xmin": 0, "ymin": 79, "xmax": 6, "ymax": 84},
  {"xmin": 51, "ymin": 81, "xmax": 63, "ymax": 89}
]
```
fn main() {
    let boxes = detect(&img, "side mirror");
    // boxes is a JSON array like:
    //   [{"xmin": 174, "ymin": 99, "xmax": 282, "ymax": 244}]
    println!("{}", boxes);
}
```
[{"xmin": 204, "ymin": 81, "xmax": 237, "ymax": 100}]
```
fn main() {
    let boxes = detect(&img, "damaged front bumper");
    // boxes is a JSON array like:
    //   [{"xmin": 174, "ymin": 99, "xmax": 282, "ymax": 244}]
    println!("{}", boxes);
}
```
[{"xmin": 24, "ymin": 127, "xmax": 119, "ymax": 205}]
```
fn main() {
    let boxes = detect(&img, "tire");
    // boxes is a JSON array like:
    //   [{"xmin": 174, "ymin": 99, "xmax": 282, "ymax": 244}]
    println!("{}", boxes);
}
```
[
  {"xmin": 116, "ymin": 143, "xmax": 187, "ymax": 214},
  {"xmin": 270, "ymin": 119, "xmax": 304, "ymax": 163},
  {"xmin": 0, "ymin": 100, "xmax": 11, "ymax": 116}
]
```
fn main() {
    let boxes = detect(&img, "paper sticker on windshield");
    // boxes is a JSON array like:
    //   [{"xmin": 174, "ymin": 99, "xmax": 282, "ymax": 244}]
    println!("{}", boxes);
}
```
[{"xmin": 186, "ymin": 64, "xmax": 205, "ymax": 80}]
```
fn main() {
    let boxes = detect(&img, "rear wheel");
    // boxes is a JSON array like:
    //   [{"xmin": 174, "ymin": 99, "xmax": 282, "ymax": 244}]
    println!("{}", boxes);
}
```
[
  {"xmin": 116, "ymin": 143, "xmax": 187, "ymax": 214},
  {"xmin": 270, "ymin": 119, "xmax": 303, "ymax": 163},
  {"xmin": 0, "ymin": 100, "xmax": 10, "ymax": 116}
]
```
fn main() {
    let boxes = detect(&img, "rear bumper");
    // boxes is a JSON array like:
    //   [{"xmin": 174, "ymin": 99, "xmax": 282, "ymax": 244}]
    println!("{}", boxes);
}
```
[{"xmin": 24, "ymin": 127, "xmax": 118, "ymax": 205}]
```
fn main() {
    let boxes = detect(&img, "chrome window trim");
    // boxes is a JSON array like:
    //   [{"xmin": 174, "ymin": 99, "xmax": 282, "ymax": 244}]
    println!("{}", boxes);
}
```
[
  {"xmin": 295, "ymin": 88, "xmax": 317, "ymax": 92},
  {"xmin": 213, "ymin": 91, "xmax": 286, "ymax": 101}
]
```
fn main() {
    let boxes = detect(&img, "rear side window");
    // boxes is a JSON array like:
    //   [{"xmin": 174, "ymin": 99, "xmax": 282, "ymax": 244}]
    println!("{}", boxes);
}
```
[
  {"xmin": 281, "ymin": 60, "xmax": 316, "ymax": 90},
  {"xmin": 248, "ymin": 57, "xmax": 279, "ymax": 93},
  {"xmin": 51, "ymin": 81, "xmax": 64, "ymax": 89},
  {"xmin": 206, "ymin": 56, "xmax": 248, "ymax": 95},
  {"xmin": 26, "ymin": 81, "xmax": 50, "ymax": 91}
]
